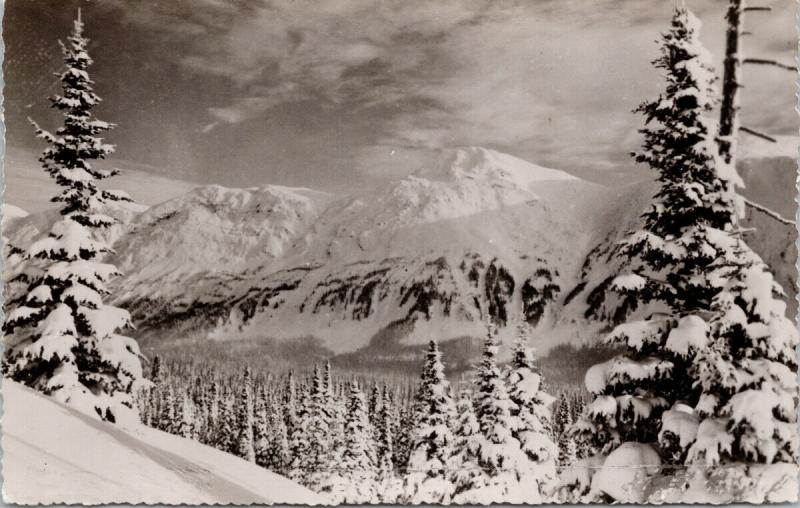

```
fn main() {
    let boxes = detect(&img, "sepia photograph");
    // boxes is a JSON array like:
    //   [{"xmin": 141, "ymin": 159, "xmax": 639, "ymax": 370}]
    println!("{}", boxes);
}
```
[{"xmin": 1, "ymin": 0, "xmax": 798, "ymax": 504}]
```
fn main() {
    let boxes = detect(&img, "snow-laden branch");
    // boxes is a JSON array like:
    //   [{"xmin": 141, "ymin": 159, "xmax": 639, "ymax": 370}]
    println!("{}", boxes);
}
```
[
  {"xmin": 742, "ymin": 58, "xmax": 796, "ymax": 72},
  {"xmin": 744, "ymin": 198, "xmax": 795, "ymax": 225}
]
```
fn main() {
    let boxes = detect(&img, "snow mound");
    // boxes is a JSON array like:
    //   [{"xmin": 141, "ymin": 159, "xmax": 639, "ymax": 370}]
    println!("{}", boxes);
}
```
[
  {"xmin": 591, "ymin": 442, "xmax": 661, "ymax": 503},
  {"xmin": 2, "ymin": 381, "xmax": 324, "ymax": 505},
  {"xmin": 2, "ymin": 204, "xmax": 29, "ymax": 224},
  {"xmin": 2, "ymin": 205, "xmax": 30, "ymax": 242}
]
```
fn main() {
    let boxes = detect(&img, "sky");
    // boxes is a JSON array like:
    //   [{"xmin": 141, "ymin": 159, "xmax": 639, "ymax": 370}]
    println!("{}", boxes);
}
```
[{"xmin": 4, "ymin": 0, "xmax": 797, "ymax": 195}]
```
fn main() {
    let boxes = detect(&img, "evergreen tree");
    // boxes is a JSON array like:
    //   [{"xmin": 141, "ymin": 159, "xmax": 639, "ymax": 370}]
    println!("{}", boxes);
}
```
[
  {"xmin": 448, "ymin": 389, "xmax": 485, "ymax": 502},
  {"xmin": 205, "ymin": 380, "xmax": 219, "ymax": 446},
  {"xmin": 324, "ymin": 381, "xmax": 377, "ymax": 503},
  {"xmin": 216, "ymin": 392, "xmax": 236, "ymax": 454},
  {"xmin": 375, "ymin": 384, "xmax": 401, "ymax": 501},
  {"xmin": 324, "ymin": 362, "xmax": 346, "ymax": 462},
  {"xmin": 265, "ymin": 403, "xmax": 292, "ymax": 475},
  {"xmin": 173, "ymin": 389, "xmax": 193, "ymax": 438},
  {"xmin": 393, "ymin": 397, "xmax": 414, "ymax": 473},
  {"xmin": 158, "ymin": 385, "xmax": 175, "ymax": 433},
  {"xmin": 289, "ymin": 365, "xmax": 334, "ymax": 490},
  {"xmin": 554, "ymin": 393, "xmax": 572, "ymax": 464},
  {"xmin": 150, "ymin": 355, "xmax": 163, "ymax": 385},
  {"xmin": 468, "ymin": 322, "xmax": 528, "ymax": 503},
  {"xmin": 402, "ymin": 340, "xmax": 456, "ymax": 504},
  {"xmin": 563, "ymin": 434, "xmax": 579, "ymax": 467},
  {"xmin": 191, "ymin": 378, "xmax": 208, "ymax": 443},
  {"xmin": 253, "ymin": 386, "xmax": 270, "ymax": 467},
  {"xmin": 577, "ymin": 6, "xmax": 798, "ymax": 495},
  {"xmin": 570, "ymin": 392, "xmax": 584, "ymax": 426},
  {"xmin": 2, "ymin": 11, "xmax": 145, "ymax": 426},
  {"xmin": 235, "ymin": 373, "xmax": 255, "ymax": 462},
  {"xmin": 368, "ymin": 382, "xmax": 381, "ymax": 423},
  {"xmin": 284, "ymin": 370, "xmax": 298, "ymax": 439},
  {"xmin": 574, "ymin": 6, "xmax": 731, "ymax": 461},
  {"xmin": 506, "ymin": 321, "xmax": 558, "ymax": 500},
  {"xmin": 142, "ymin": 358, "xmax": 164, "ymax": 427},
  {"xmin": 375, "ymin": 386, "xmax": 394, "ymax": 471}
]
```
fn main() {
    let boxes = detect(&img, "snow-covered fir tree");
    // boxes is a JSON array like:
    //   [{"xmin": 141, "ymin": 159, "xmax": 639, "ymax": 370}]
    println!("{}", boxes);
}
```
[
  {"xmin": 393, "ymin": 397, "xmax": 414, "ymax": 473},
  {"xmin": 323, "ymin": 381, "xmax": 377, "ymax": 504},
  {"xmin": 323, "ymin": 362, "xmax": 346, "ymax": 464},
  {"xmin": 2, "ymin": 11, "xmax": 145, "ymax": 426},
  {"xmin": 289, "ymin": 365, "xmax": 334, "ymax": 490},
  {"xmin": 235, "ymin": 369, "xmax": 255, "ymax": 462},
  {"xmin": 573, "ymin": 6, "xmax": 727, "ymax": 460},
  {"xmin": 158, "ymin": 385, "xmax": 175, "ymax": 434},
  {"xmin": 283, "ymin": 370, "xmax": 298, "ymax": 440},
  {"xmin": 253, "ymin": 386, "xmax": 270, "ymax": 467},
  {"xmin": 266, "ymin": 403, "xmax": 292, "ymax": 475},
  {"xmin": 376, "ymin": 385, "xmax": 401, "ymax": 502},
  {"xmin": 150, "ymin": 355, "xmax": 163, "ymax": 385},
  {"xmin": 570, "ymin": 392, "xmax": 584, "ymax": 434},
  {"xmin": 205, "ymin": 379, "xmax": 219, "ymax": 444},
  {"xmin": 402, "ymin": 340, "xmax": 457, "ymax": 504},
  {"xmin": 505, "ymin": 321, "xmax": 558, "ymax": 500},
  {"xmin": 142, "ymin": 356, "xmax": 164, "ymax": 427},
  {"xmin": 375, "ymin": 386, "xmax": 393, "ymax": 468},
  {"xmin": 467, "ymin": 322, "xmax": 527, "ymax": 503},
  {"xmin": 448, "ymin": 389, "xmax": 486, "ymax": 502},
  {"xmin": 368, "ymin": 382, "xmax": 381, "ymax": 422},
  {"xmin": 191, "ymin": 381, "xmax": 208, "ymax": 442},
  {"xmin": 554, "ymin": 393, "xmax": 571, "ymax": 461},
  {"xmin": 575, "ymin": 7, "xmax": 798, "ymax": 501},
  {"xmin": 216, "ymin": 392, "xmax": 236, "ymax": 454},
  {"xmin": 173, "ymin": 390, "xmax": 194, "ymax": 439}
]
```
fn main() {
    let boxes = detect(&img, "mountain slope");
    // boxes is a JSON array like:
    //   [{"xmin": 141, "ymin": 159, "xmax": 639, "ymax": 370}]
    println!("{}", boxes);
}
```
[
  {"xmin": 4, "ymin": 144, "xmax": 794, "ymax": 364},
  {"xmin": 104, "ymin": 147, "xmax": 617, "ymax": 356},
  {"xmin": 2, "ymin": 381, "xmax": 324, "ymax": 505},
  {"xmin": 112, "ymin": 184, "xmax": 333, "ymax": 301}
]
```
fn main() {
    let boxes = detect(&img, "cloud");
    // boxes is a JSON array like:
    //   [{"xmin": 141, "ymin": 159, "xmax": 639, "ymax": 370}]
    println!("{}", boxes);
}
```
[
  {"xmin": 206, "ymin": 83, "xmax": 304, "ymax": 126},
  {"xmin": 110, "ymin": 0, "xmax": 497, "ymax": 126},
  {"xmin": 103, "ymin": 0, "xmax": 797, "ymax": 181}
]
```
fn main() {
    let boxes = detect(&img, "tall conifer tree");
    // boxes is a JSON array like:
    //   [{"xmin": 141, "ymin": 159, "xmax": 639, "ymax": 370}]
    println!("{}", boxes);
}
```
[
  {"xmin": 506, "ymin": 322, "xmax": 558, "ymax": 500},
  {"xmin": 3, "ymin": 11, "xmax": 145, "ymax": 426},
  {"xmin": 576, "ymin": 7, "xmax": 798, "ymax": 496},
  {"xmin": 402, "ymin": 340, "xmax": 456, "ymax": 503}
]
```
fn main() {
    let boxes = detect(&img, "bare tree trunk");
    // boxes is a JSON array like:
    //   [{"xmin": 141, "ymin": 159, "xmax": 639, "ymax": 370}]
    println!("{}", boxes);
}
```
[{"xmin": 718, "ymin": 0, "xmax": 743, "ymax": 165}]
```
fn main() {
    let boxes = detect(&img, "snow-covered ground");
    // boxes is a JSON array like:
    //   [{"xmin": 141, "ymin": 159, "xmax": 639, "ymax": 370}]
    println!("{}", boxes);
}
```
[{"xmin": 1, "ymin": 381, "xmax": 324, "ymax": 505}]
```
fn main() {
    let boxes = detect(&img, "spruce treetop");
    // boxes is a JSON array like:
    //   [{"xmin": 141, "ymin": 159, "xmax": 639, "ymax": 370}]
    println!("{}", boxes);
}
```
[{"xmin": 31, "ymin": 13, "xmax": 130, "ymax": 223}]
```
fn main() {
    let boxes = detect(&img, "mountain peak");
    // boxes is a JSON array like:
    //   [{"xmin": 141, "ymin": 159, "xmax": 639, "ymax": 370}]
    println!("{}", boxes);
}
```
[{"xmin": 415, "ymin": 146, "xmax": 579, "ymax": 190}]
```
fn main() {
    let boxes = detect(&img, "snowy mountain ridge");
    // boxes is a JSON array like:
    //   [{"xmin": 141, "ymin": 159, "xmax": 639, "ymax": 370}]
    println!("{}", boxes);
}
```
[
  {"xmin": 107, "ymin": 147, "xmax": 621, "ymax": 355},
  {"xmin": 4, "ymin": 145, "xmax": 794, "ymax": 362}
]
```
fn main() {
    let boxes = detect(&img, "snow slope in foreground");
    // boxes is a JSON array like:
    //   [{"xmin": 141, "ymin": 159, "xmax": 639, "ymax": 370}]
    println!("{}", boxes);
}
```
[{"xmin": 2, "ymin": 381, "xmax": 324, "ymax": 505}]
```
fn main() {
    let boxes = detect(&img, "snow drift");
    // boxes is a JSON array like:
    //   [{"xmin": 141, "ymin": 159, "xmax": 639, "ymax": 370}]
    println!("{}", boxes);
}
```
[{"xmin": 1, "ymin": 381, "xmax": 324, "ymax": 505}]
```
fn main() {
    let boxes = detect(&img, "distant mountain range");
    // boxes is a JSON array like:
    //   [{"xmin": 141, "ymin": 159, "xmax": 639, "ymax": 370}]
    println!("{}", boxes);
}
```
[{"xmin": 4, "ymin": 140, "xmax": 796, "ymax": 367}]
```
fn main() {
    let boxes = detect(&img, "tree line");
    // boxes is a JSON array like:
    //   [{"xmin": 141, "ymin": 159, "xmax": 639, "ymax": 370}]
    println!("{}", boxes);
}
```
[{"xmin": 138, "ymin": 322, "xmax": 590, "ymax": 504}]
